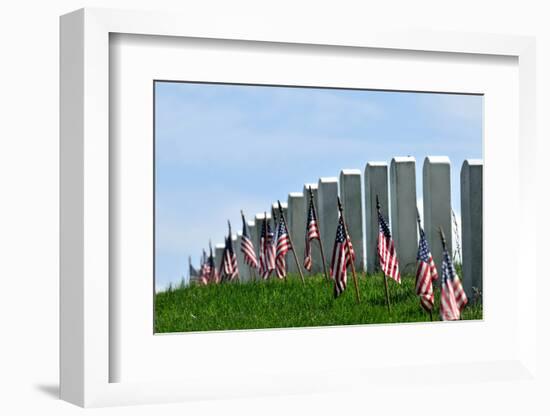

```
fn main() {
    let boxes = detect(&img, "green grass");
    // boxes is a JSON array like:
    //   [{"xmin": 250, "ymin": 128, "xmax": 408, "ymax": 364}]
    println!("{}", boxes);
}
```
[{"xmin": 154, "ymin": 273, "xmax": 483, "ymax": 333}]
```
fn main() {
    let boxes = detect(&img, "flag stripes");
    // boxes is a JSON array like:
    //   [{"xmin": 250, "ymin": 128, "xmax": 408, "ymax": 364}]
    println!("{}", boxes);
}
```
[
  {"xmin": 377, "ymin": 204, "xmax": 401, "ymax": 283},
  {"xmin": 415, "ymin": 225, "xmax": 438, "ymax": 312},
  {"xmin": 240, "ymin": 214, "xmax": 259, "ymax": 269},
  {"xmin": 221, "ymin": 235, "xmax": 239, "ymax": 282},
  {"xmin": 440, "ymin": 246, "xmax": 468, "ymax": 321},
  {"xmin": 275, "ymin": 215, "xmax": 291, "ymax": 278},
  {"xmin": 304, "ymin": 191, "xmax": 320, "ymax": 271},
  {"xmin": 206, "ymin": 244, "xmax": 219, "ymax": 284},
  {"xmin": 199, "ymin": 249, "xmax": 210, "ymax": 285},
  {"xmin": 330, "ymin": 214, "xmax": 355, "ymax": 298},
  {"xmin": 259, "ymin": 215, "xmax": 275, "ymax": 279}
]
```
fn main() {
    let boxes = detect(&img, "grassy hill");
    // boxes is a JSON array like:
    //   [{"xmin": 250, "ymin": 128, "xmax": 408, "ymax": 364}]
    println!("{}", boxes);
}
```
[{"xmin": 154, "ymin": 273, "xmax": 482, "ymax": 333}]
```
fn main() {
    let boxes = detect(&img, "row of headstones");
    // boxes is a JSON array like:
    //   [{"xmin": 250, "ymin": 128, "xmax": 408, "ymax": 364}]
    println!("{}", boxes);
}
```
[{"xmin": 213, "ymin": 156, "xmax": 482, "ymax": 299}]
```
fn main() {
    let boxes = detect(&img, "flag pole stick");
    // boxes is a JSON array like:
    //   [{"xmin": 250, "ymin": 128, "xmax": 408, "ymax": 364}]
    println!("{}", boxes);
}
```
[
  {"xmin": 438, "ymin": 226, "xmax": 446, "ymax": 320},
  {"xmin": 337, "ymin": 196, "xmax": 361, "ymax": 304},
  {"xmin": 278, "ymin": 201, "xmax": 305, "ymax": 284},
  {"xmin": 376, "ymin": 195, "xmax": 391, "ymax": 312},
  {"xmin": 309, "ymin": 186, "xmax": 330, "ymax": 282}
]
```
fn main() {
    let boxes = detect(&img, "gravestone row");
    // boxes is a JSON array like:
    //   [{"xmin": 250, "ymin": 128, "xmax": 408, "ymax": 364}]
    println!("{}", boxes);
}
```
[{"xmin": 208, "ymin": 157, "xmax": 483, "ymax": 298}]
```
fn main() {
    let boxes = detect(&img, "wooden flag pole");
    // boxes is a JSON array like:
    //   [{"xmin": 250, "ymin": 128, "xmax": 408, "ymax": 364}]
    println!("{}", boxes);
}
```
[
  {"xmin": 438, "ymin": 226, "xmax": 446, "ymax": 320},
  {"xmin": 278, "ymin": 200, "xmax": 305, "ymax": 284},
  {"xmin": 308, "ymin": 186, "xmax": 330, "ymax": 282},
  {"xmin": 337, "ymin": 196, "xmax": 361, "ymax": 304},
  {"xmin": 439, "ymin": 226, "xmax": 447, "ymax": 252},
  {"xmin": 376, "ymin": 195, "xmax": 391, "ymax": 312}
]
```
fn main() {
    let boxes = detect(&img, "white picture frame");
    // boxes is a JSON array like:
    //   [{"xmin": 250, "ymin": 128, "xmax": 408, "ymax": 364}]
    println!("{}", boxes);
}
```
[{"xmin": 60, "ymin": 7, "xmax": 537, "ymax": 408}]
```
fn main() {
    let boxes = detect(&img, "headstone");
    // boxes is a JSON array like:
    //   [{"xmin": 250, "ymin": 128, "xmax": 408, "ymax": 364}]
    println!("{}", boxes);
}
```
[
  {"xmin": 303, "ymin": 183, "xmax": 322, "ymax": 273},
  {"xmin": 364, "ymin": 162, "xmax": 389, "ymax": 274},
  {"xmin": 423, "ymin": 156, "xmax": 452, "ymax": 270},
  {"xmin": 214, "ymin": 243, "xmax": 225, "ymax": 274},
  {"xmin": 339, "ymin": 169, "xmax": 364, "ymax": 271},
  {"xmin": 390, "ymin": 157, "xmax": 418, "ymax": 275},
  {"xmin": 461, "ymin": 159, "xmax": 483, "ymax": 300},
  {"xmin": 287, "ymin": 192, "xmax": 305, "ymax": 274},
  {"xmin": 317, "ymin": 177, "xmax": 339, "ymax": 273}
]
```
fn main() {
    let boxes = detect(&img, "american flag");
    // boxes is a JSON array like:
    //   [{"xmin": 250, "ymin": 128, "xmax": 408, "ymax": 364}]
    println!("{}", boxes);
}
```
[
  {"xmin": 240, "ymin": 213, "xmax": 258, "ymax": 269},
  {"xmin": 416, "ymin": 222, "xmax": 438, "ymax": 312},
  {"xmin": 259, "ymin": 215, "xmax": 275, "ymax": 279},
  {"xmin": 206, "ymin": 244, "xmax": 219, "ymax": 284},
  {"xmin": 275, "ymin": 213, "xmax": 291, "ymax": 279},
  {"xmin": 440, "ymin": 243, "xmax": 468, "ymax": 321},
  {"xmin": 272, "ymin": 209, "xmax": 280, "ymax": 249},
  {"xmin": 377, "ymin": 199, "xmax": 401, "ymax": 283},
  {"xmin": 221, "ymin": 234, "xmax": 239, "ymax": 282},
  {"xmin": 199, "ymin": 249, "xmax": 209, "ymax": 285},
  {"xmin": 330, "ymin": 214, "xmax": 355, "ymax": 298},
  {"xmin": 304, "ymin": 189, "xmax": 320, "ymax": 271}
]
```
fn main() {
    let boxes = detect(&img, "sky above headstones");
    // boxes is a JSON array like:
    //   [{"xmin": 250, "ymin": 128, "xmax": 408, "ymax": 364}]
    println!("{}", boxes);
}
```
[{"xmin": 155, "ymin": 82, "xmax": 482, "ymax": 290}]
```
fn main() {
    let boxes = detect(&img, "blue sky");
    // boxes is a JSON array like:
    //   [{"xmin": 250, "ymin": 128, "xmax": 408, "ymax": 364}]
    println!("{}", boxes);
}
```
[{"xmin": 155, "ymin": 82, "xmax": 482, "ymax": 290}]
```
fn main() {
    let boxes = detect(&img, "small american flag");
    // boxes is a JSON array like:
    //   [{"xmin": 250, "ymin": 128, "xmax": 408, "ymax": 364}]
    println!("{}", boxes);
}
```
[
  {"xmin": 272, "ymin": 209, "xmax": 280, "ymax": 249},
  {"xmin": 330, "ymin": 214, "xmax": 355, "ymax": 298},
  {"xmin": 416, "ymin": 222, "xmax": 438, "ymax": 312},
  {"xmin": 275, "ymin": 212, "xmax": 291, "ymax": 279},
  {"xmin": 259, "ymin": 215, "xmax": 275, "ymax": 279},
  {"xmin": 199, "ymin": 249, "xmax": 209, "ymax": 285},
  {"xmin": 240, "ymin": 213, "xmax": 258, "ymax": 269},
  {"xmin": 440, "ymin": 243, "xmax": 468, "ymax": 321},
  {"xmin": 221, "ymin": 235, "xmax": 239, "ymax": 282},
  {"xmin": 207, "ymin": 244, "xmax": 219, "ymax": 284},
  {"xmin": 304, "ymin": 189, "xmax": 320, "ymax": 271},
  {"xmin": 377, "ymin": 198, "xmax": 401, "ymax": 283}
]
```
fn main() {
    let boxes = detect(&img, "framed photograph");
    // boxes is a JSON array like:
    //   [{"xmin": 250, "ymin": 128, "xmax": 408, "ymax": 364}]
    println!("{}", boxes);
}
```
[
  {"xmin": 152, "ymin": 80, "xmax": 483, "ymax": 332},
  {"xmin": 60, "ymin": 8, "xmax": 537, "ymax": 407}
]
